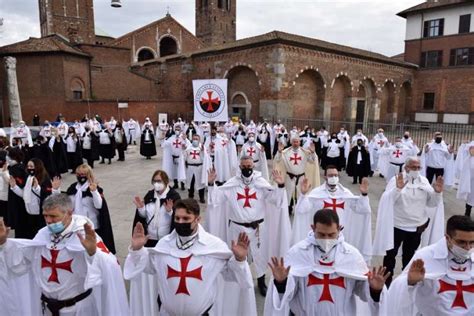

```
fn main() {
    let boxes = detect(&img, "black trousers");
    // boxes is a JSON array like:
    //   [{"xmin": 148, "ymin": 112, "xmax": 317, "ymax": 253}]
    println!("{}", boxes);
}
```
[
  {"xmin": 117, "ymin": 146, "xmax": 125, "ymax": 161},
  {"xmin": 383, "ymin": 227, "xmax": 422, "ymax": 287},
  {"xmin": 353, "ymin": 176, "xmax": 363, "ymax": 184},
  {"xmin": 426, "ymin": 167, "xmax": 444, "ymax": 184}
]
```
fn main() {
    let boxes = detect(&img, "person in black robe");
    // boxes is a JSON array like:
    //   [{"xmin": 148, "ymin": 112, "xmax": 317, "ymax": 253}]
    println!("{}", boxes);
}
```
[
  {"xmin": 140, "ymin": 126, "xmax": 157, "ymax": 159},
  {"xmin": 6, "ymin": 147, "xmax": 28, "ymax": 236},
  {"xmin": 113, "ymin": 122, "xmax": 127, "ymax": 161},
  {"xmin": 50, "ymin": 134, "xmax": 68, "ymax": 176},
  {"xmin": 63, "ymin": 163, "xmax": 116, "ymax": 253},
  {"xmin": 258, "ymin": 122, "xmax": 272, "ymax": 159},
  {"xmin": 64, "ymin": 126, "xmax": 82, "ymax": 173},
  {"xmin": 132, "ymin": 170, "xmax": 181, "ymax": 247},
  {"xmin": 346, "ymin": 139, "xmax": 371, "ymax": 184},
  {"xmin": 0, "ymin": 150, "xmax": 8, "ymax": 221},
  {"xmin": 32, "ymin": 113, "xmax": 40, "ymax": 126},
  {"xmin": 30, "ymin": 136, "xmax": 56, "ymax": 178},
  {"xmin": 81, "ymin": 126, "xmax": 100, "ymax": 168}
]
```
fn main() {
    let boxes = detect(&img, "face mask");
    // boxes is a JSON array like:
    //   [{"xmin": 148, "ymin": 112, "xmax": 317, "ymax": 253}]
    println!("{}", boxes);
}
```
[
  {"xmin": 450, "ymin": 243, "xmax": 474, "ymax": 261},
  {"xmin": 378, "ymin": 132, "xmax": 383, "ymax": 137},
  {"xmin": 48, "ymin": 221, "xmax": 66, "ymax": 234},
  {"xmin": 327, "ymin": 176, "xmax": 339, "ymax": 186},
  {"xmin": 20, "ymin": 124, "xmax": 25, "ymax": 128},
  {"xmin": 408, "ymin": 170, "xmax": 420, "ymax": 180},
  {"xmin": 192, "ymin": 140, "xmax": 199, "ymax": 147},
  {"xmin": 27, "ymin": 169, "xmax": 35, "ymax": 176},
  {"xmin": 315, "ymin": 238, "xmax": 338, "ymax": 253},
  {"xmin": 357, "ymin": 132, "xmax": 361, "ymax": 136},
  {"xmin": 248, "ymin": 136, "xmax": 255, "ymax": 142},
  {"xmin": 153, "ymin": 182, "xmax": 165, "ymax": 192},
  {"xmin": 403, "ymin": 135, "xmax": 409, "ymax": 139},
  {"xmin": 241, "ymin": 167, "xmax": 253, "ymax": 178},
  {"xmin": 435, "ymin": 137, "xmax": 442, "ymax": 144},
  {"xmin": 77, "ymin": 176, "xmax": 88, "ymax": 184},
  {"xmin": 395, "ymin": 142, "xmax": 402, "ymax": 147},
  {"xmin": 357, "ymin": 142, "xmax": 363, "ymax": 147},
  {"xmin": 175, "ymin": 222, "xmax": 194, "ymax": 237},
  {"xmin": 175, "ymin": 131, "xmax": 180, "ymax": 135}
]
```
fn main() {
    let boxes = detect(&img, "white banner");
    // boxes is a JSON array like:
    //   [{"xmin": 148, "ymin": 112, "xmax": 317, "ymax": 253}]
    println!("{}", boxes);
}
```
[{"xmin": 193, "ymin": 79, "xmax": 228, "ymax": 122}]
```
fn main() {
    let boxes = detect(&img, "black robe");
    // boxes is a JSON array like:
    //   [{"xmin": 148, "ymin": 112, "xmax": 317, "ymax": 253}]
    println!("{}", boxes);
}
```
[
  {"xmin": 25, "ymin": 177, "xmax": 52, "ymax": 236},
  {"xmin": 82, "ymin": 132, "xmax": 100, "ymax": 162},
  {"xmin": 258, "ymin": 127, "xmax": 272, "ymax": 159},
  {"xmin": 132, "ymin": 188, "xmax": 181, "ymax": 247},
  {"xmin": 66, "ymin": 183, "xmax": 116, "ymax": 254},
  {"xmin": 64, "ymin": 135, "xmax": 83, "ymax": 171},
  {"xmin": 51, "ymin": 138, "xmax": 68, "ymax": 175},
  {"xmin": 346, "ymin": 147, "xmax": 371, "ymax": 177},
  {"xmin": 98, "ymin": 131, "xmax": 116, "ymax": 159},
  {"xmin": 140, "ymin": 129, "xmax": 157, "ymax": 157},
  {"xmin": 30, "ymin": 143, "xmax": 56, "ymax": 178}
]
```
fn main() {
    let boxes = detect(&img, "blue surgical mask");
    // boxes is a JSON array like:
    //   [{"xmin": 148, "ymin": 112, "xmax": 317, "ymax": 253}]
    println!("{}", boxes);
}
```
[
  {"xmin": 48, "ymin": 221, "xmax": 65, "ymax": 234},
  {"xmin": 192, "ymin": 140, "xmax": 199, "ymax": 147}
]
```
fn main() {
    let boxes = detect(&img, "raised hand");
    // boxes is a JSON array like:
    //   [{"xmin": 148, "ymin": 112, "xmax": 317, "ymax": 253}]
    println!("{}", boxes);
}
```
[
  {"xmin": 359, "ymin": 178, "xmax": 369, "ymax": 194},
  {"xmin": 208, "ymin": 168, "xmax": 217, "ymax": 185},
  {"xmin": 77, "ymin": 223, "xmax": 97, "ymax": 256},
  {"xmin": 300, "ymin": 176, "xmax": 311, "ymax": 195},
  {"xmin": 8, "ymin": 176, "xmax": 16, "ymax": 188},
  {"xmin": 231, "ymin": 232, "xmax": 249, "ymax": 262},
  {"xmin": 89, "ymin": 181, "xmax": 98, "ymax": 192},
  {"xmin": 164, "ymin": 199, "xmax": 174, "ymax": 212},
  {"xmin": 51, "ymin": 176, "xmax": 61, "ymax": 190},
  {"xmin": 0, "ymin": 217, "xmax": 11, "ymax": 245},
  {"xmin": 272, "ymin": 169, "xmax": 285, "ymax": 185},
  {"xmin": 2, "ymin": 162, "xmax": 7, "ymax": 172},
  {"xmin": 407, "ymin": 259, "xmax": 425, "ymax": 286},
  {"xmin": 433, "ymin": 176, "xmax": 444, "ymax": 193},
  {"xmin": 396, "ymin": 173, "xmax": 406, "ymax": 190},
  {"xmin": 131, "ymin": 222, "xmax": 149, "ymax": 251},
  {"xmin": 278, "ymin": 142, "xmax": 284, "ymax": 153},
  {"xmin": 268, "ymin": 257, "xmax": 290, "ymax": 283},
  {"xmin": 368, "ymin": 266, "xmax": 390, "ymax": 291},
  {"xmin": 133, "ymin": 196, "xmax": 145, "ymax": 209}
]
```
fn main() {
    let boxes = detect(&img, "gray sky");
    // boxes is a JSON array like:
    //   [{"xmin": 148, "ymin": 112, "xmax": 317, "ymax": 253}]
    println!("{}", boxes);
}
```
[{"xmin": 0, "ymin": 0, "xmax": 423, "ymax": 56}]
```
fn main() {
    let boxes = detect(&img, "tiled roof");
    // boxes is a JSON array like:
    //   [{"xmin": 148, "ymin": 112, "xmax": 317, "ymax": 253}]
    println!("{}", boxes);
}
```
[
  {"xmin": 397, "ymin": 0, "xmax": 471, "ymax": 18},
  {"xmin": 0, "ymin": 34, "xmax": 90, "ymax": 57}
]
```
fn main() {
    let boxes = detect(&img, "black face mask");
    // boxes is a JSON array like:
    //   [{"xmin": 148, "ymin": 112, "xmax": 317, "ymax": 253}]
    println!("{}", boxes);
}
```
[
  {"xmin": 174, "ymin": 222, "xmax": 194, "ymax": 237},
  {"xmin": 241, "ymin": 167, "xmax": 253, "ymax": 178},
  {"xmin": 403, "ymin": 135, "xmax": 409, "ymax": 139},
  {"xmin": 77, "ymin": 176, "xmax": 88, "ymax": 184},
  {"xmin": 27, "ymin": 169, "xmax": 35, "ymax": 176},
  {"xmin": 435, "ymin": 137, "xmax": 442, "ymax": 144},
  {"xmin": 357, "ymin": 142, "xmax": 363, "ymax": 147}
]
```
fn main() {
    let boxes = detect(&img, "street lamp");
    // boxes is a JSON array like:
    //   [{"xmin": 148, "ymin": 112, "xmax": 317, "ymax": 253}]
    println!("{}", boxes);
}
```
[{"xmin": 111, "ymin": 0, "xmax": 122, "ymax": 8}]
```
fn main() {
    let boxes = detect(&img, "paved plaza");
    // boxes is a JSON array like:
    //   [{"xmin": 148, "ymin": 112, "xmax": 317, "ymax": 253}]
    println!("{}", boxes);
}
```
[{"xmin": 54, "ymin": 144, "xmax": 464, "ymax": 313}]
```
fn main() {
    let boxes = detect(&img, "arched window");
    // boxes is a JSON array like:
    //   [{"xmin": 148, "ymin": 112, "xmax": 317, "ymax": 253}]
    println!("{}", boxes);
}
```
[
  {"xmin": 71, "ymin": 78, "xmax": 85, "ymax": 100},
  {"xmin": 137, "ymin": 48, "xmax": 155, "ymax": 62},
  {"xmin": 159, "ymin": 37, "xmax": 178, "ymax": 57}
]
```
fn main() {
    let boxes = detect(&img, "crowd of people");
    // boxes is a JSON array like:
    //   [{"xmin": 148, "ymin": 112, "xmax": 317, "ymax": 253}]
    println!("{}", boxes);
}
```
[{"xmin": 0, "ymin": 114, "xmax": 473, "ymax": 315}]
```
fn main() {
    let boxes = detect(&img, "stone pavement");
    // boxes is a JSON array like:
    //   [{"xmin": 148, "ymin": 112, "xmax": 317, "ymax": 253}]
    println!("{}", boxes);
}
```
[{"xmin": 55, "ymin": 144, "xmax": 464, "ymax": 314}]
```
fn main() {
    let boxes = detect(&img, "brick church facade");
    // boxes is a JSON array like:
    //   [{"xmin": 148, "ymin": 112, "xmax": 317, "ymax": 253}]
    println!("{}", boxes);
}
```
[{"xmin": 0, "ymin": 0, "xmax": 473, "ymax": 126}]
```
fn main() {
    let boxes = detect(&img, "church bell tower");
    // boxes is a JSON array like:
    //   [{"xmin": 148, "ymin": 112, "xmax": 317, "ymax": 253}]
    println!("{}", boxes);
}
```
[
  {"xmin": 38, "ymin": 0, "xmax": 96, "ymax": 44},
  {"xmin": 196, "ymin": 0, "xmax": 236, "ymax": 47}
]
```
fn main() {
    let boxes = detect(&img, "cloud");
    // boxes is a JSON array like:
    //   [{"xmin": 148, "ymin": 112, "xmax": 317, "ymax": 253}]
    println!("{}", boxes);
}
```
[{"xmin": 0, "ymin": 0, "xmax": 422, "ymax": 56}]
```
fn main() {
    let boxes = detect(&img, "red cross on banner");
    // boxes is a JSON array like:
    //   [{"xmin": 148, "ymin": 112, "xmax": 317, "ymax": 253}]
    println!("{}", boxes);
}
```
[
  {"xmin": 173, "ymin": 139, "xmax": 182, "ymax": 149},
  {"xmin": 289, "ymin": 153, "xmax": 302, "ymax": 165},
  {"xmin": 393, "ymin": 150, "xmax": 403, "ymax": 158},
  {"xmin": 307, "ymin": 273, "xmax": 345, "ymax": 303},
  {"xmin": 237, "ymin": 186, "xmax": 258, "ymax": 208},
  {"xmin": 167, "ymin": 255, "xmax": 203, "ymax": 296},
  {"xmin": 201, "ymin": 91, "xmax": 220, "ymax": 112},
  {"xmin": 41, "ymin": 249, "xmax": 74, "ymax": 283},
  {"xmin": 438, "ymin": 279, "xmax": 474, "ymax": 309},
  {"xmin": 190, "ymin": 150, "xmax": 200, "ymax": 159},
  {"xmin": 247, "ymin": 147, "xmax": 256, "ymax": 157},
  {"xmin": 323, "ymin": 198, "xmax": 345, "ymax": 212}
]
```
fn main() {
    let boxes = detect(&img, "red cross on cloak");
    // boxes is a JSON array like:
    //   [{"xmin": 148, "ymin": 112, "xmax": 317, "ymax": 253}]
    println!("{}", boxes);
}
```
[
  {"xmin": 221, "ymin": 140, "xmax": 227, "ymax": 147},
  {"xmin": 377, "ymin": 140, "xmax": 384, "ymax": 147},
  {"xmin": 289, "ymin": 153, "xmax": 302, "ymax": 165},
  {"xmin": 173, "ymin": 138, "xmax": 182, "ymax": 149},
  {"xmin": 201, "ymin": 91, "xmax": 220, "ymax": 112},
  {"xmin": 41, "ymin": 249, "xmax": 74, "ymax": 283},
  {"xmin": 323, "ymin": 198, "xmax": 345, "ymax": 212},
  {"xmin": 247, "ymin": 146, "xmax": 256, "ymax": 157},
  {"xmin": 209, "ymin": 142, "xmax": 215, "ymax": 153},
  {"xmin": 167, "ymin": 255, "xmax": 203, "ymax": 295},
  {"xmin": 190, "ymin": 150, "xmax": 200, "ymax": 159},
  {"xmin": 393, "ymin": 149, "xmax": 403, "ymax": 158},
  {"xmin": 97, "ymin": 241, "xmax": 110, "ymax": 254},
  {"xmin": 237, "ymin": 186, "xmax": 258, "ymax": 208},
  {"xmin": 438, "ymin": 279, "xmax": 474, "ymax": 309},
  {"xmin": 307, "ymin": 273, "xmax": 346, "ymax": 303}
]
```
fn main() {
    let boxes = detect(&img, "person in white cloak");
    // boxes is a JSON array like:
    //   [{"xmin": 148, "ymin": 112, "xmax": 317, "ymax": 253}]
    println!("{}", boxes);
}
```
[
  {"xmin": 368, "ymin": 128, "xmax": 390, "ymax": 177},
  {"xmin": 199, "ymin": 121, "xmax": 211, "ymax": 142},
  {"xmin": 457, "ymin": 142, "xmax": 474, "ymax": 216},
  {"xmin": 454, "ymin": 140, "xmax": 472, "ymax": 183},
  {"xmin": 204, "ymin": 126, "xmax": 238, "ymax": 185},
  {"xmin": 124, "ymin": 118, "xmax": 141, "ymax": 145},
  {"xmin": 0, "ymin": 194, "xmax": 128, "ymax": 316},
  {"xmin": 351, "ymin": 129, "xmax": 369, "ymax": 147},
  {"xmin": 125, "ymin": 199, "xmax": 257, "ymax": 316},
  {"xmin": 373, "ymin": 156, "xmax": 445, "ymax": 286},
  {"xmin": 107, "ymin": 116, "xmax": 117, "ymax": 130},
  {"xmin": 239, "ymin": 131, "xmax": 269, "ymax": 180},
  {"xmin": 264, "ymin": 209, "xmax": 389, "ymax": 316},
  {"xmin": 387, "ymin": 215, "xmax": 474, "ymax": 315},
  {"xmin": 224, "ymin": 119, "xmax": 236, "ymax": 139},
  {"xmin": 184, "ymin": 134, "xmax": 211, "ymax": 203},
  {"xmin": 206, "ymin": 157, "xmax": 291, "ymax": 296},
  {"xmin": 378, "ymin": 136, "xmax": 418, "ymax": 182},
  {"xmin": 421, "ymin": 132, "xmax": 455, "ymax": 186},
  {"xmin": 10, "ymin": 120, "xmax": 33, "ymax": 147},
  {"xmin": 161, "ymin": 125, "xmax": 188, "ymax": 190},
  {"xmin": 292, "ymin": 166, "xmax": 372, "ymax": 259}
]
